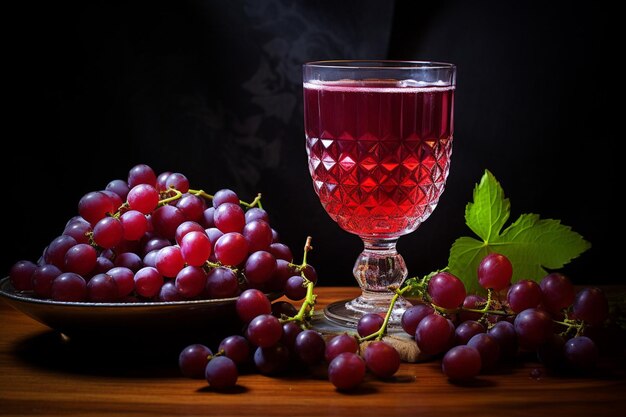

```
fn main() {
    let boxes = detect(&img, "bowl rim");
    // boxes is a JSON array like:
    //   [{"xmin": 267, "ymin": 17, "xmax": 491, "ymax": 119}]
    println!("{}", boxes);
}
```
[{"xmin": 0, "ymin": 276, "xmax": 278, "ymax": 309}]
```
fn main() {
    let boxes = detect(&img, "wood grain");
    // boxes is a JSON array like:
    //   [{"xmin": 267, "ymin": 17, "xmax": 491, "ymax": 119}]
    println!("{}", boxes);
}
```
[{"xmin": 1, "ymin": 287, "xmax": 625, "ymax": 417}]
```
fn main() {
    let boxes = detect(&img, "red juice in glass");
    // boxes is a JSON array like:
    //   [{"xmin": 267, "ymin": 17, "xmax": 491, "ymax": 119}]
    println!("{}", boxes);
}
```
[{"xmin": 304, "ymin": 80, "xmax": 455, "ymax": 238}]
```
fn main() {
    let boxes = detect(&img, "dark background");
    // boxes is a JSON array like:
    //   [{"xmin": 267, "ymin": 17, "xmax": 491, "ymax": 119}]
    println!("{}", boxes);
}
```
[{"xmin": 4, "ymin": 0, "xmax": 617, "ymax": 287}]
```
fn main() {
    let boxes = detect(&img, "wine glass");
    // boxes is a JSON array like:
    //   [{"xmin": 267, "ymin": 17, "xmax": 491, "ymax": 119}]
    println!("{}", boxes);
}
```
[{"xmin": 303, "ymin": 60, "xmax": 456, "ymax": 327}]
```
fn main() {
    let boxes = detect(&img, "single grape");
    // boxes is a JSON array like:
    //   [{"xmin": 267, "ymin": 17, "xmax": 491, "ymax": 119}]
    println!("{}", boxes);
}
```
[
  {"xmin": 487, "ymin": 321, "xmax": 518, "ymax": 360},
  {"xmin": 158, "ymin": 281, "xmax": 184, "ymax": 301},
  {"xmin": 467, "ymin": 333, "xmax": 500, "ymax": 371},
  {"xmin": 244, "ymin": 251, "xmax": 277, "ymax": 285},
  {"xmin": 176, "ymin": 194, "xmax": 205, "ymax": 222},
  {"xmin": 284, "ymin": 275, "xmax": 307, "ymax": 301},
  {"xmin": 113, "ymin": 252, "xmax": 143, "ymax": 272},
  {"xmin": 127, "ymin": 184, "xmax": 159, "ymax": 215},
  {"xmin": 364, "ymin": 341, "xmax": 400, "ymax": 378},
  {"xmin": 106, "ymin": 267, "xmax": 135, "ymax": 297},
  {"xmin": 63, "ymin": 220, "xmax": 91, "ymax": 244},
  {"xmin": 563, "ymin": 336, "xmax": 598, "ymax": 372},
  {"xmin": 214, "ymin": 232, "xmax": 249, "ymax": 266},
  {"xmin": 325, "ymin": 334, "xmax": 359, "ymax": 362},
  {"xmin": 236, "ymin": 289, "xmax": 271, "ymax": 323},
  {"xmin": 507, "ymin": 279, "xmax": 543, "ymax": 313},
  {"xmin": 205, "ymin": 267, "xmax": 239, "ymax": 299},
  {"xmin": 78, "ymin": 191, "xmax": 115, "ymax": 225},
  {"xmin": 120, "ymin": 210, "xmax": 149, "ymax": 241},
  {"xmin": 64, "ymin": 243, "xmax": 97, "ymax": 276},
  {"xmin": 175, "ymin": 266, "xmax": 207, "ymax": 298},
  {"xmin": 401, "ymin": 303, "xmax": 435, "ymax": 336},
  {"xmin": 294, "ymin": 330, "xmax": 326, "ymax": 365},
  {"xmin": 271, "ymin": 300, "xmax": 298, "ymax": 318},
  {"xmin": 87, "ymin": 273, "xmax": 119, "ymax": 302},
  {"xmin": 212, "ymin": 189, "xmax": 239, "ymax": 207},
  {"xmin": 32, "ymin": 264, "xmax": 62, "ymax": 298},
  {"xmin": 179, "ymin": 344, "xmax": 212, "ymax": 379},
  {"xmin": 9, "ymin": 260, "xmax": 37, "ymax": 291},
  {"xmin": 454, "ymin": 320, "xmax": 485, "ymax": 345},
  {"xmin": 442, "ymin": 345, "xmax": 482, "ymax": 381},
  {"xmin": 165, "ymin": 172, "xmax": 189, "ymax": 193},
  {"xmin": 214, "ymin": 202, "xmax": 246, "ymax": 233},
  {"xmin": 428, "ymin": 272, "xmax": 466, "ymax": 309},
  {"xmin": 328, "ymin": 352, "xmax": 366, "ymax": 390},
  {"xmin": 268, "ymin": 243, "xmax": 293, "ymax": 262},
  {"xmin": 245, "ymin": 207, "xmax": 269, "ymax": 223},
  {"xmin": 142, "ymin": 237, "xmax": 170, "ymax": 256},
  {"xmin": 92, "ymin": 256, "xmax": 115, "ymax": 276},
  {"xmin": 105, "ymin": 179, "xmax": 130, "ymax": 200},
  {"xmin": 357, "ymin": 313, "xmax": 384, "ymax": 338},
  {"xmin": 571, "ymin": 287, "xmax": 609, "ymax": 326},
  {"xmin": 540, "ymin": 272, "xmax": 575, "ymax": 315},
  {"xmin": 51, "ymin": 272, "xmax": 87, "ymax": 302},
  {"xmin": 218, "ymin": 335, "xmax": 250, "ymax": 365},
  {"xmin": 143, "ymin": 250, "xmax": 159, "ymax": 268},
  {"xmin": 513, "ymin": 308, "xmax": 553, "ymax": 350},
  {"xmin": 477, "ymin": 252, "xmax": 513, "ymax": 291},
  {"xmin": 155, "ymin": 246, "xmax": 185, "ymax": 278},
  {"xmin": 243, "ymin": 220, "xmax": 273, "ymax": 252},
  {"xmin": 253, "ymin": 344, "xmax": 289, "ymax": 375},
  {"xmin": 65, "ymin": 215, "xmax": 89, "ymax": 229},
  {"xmin": 127, "ymin": 163, "xmax": 156, "ymax": 188},
  {"xmin": 246, "ymin": 314, "xmax": 283, "ymax": 348},
  {"xmin": 180, "ymin": 231, "xmax": 212, "ymax": 266},
  {"xmin": 152, "ymin": 205, "xmax": 186, "ymax": 240},
  {"xmin": 205, "ymin": 356, "xmax": 238, "ymax": 389},
  {"xmin": 134, "ymin": 266, "xmax": 163, "ymax": 298},
  {"xmin": 415, "ymin": 314, "xmax": 455, "ymax": 356},
  {"xmin": 93, "ymin": 217, "xmax": 124, "ymax": 249}
]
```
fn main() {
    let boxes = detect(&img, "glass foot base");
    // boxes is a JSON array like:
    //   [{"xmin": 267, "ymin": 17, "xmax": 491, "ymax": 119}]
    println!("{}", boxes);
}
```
[{"xmin": 324, "ymin": 295, "xmax": 412, "ymax": 329}]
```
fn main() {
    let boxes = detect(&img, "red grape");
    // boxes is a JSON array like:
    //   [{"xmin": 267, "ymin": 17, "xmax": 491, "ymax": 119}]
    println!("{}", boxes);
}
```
[
  {"xmin": 442, "ymin": 345, "xmax": 481, "ymax": 381},
  {"xmin": 428, "ymin": 271, "xmax": 466, "ymax": 309},
  {"xmin": 477, "ymin": 252, "xmax": 513, "ymax": 291}
]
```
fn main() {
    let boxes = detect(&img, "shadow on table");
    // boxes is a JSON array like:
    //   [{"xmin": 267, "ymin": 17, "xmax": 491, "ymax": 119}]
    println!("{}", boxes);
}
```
[{"xmin": 11, "ymin": 329, "xmax": 230, "ymax": 378}]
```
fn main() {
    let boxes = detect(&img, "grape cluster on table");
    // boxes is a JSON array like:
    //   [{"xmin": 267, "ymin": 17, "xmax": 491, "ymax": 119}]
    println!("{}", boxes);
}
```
[
  {"xmin": 179, "ymin": 252, "xmax": 616, "ymax": 391},
  {"xmin": 8, "ymin": 163, "xmax": 312, "ymax": 304},
  {"xmin": 403, "ymin": 254, "xmax": 612, "ymax": 381}
]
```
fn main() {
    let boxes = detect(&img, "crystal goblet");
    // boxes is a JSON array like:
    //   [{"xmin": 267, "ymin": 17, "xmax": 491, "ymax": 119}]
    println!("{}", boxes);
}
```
[{"xmin": 303, "ymin": 60, "xmax": 456, "ymax": 326}]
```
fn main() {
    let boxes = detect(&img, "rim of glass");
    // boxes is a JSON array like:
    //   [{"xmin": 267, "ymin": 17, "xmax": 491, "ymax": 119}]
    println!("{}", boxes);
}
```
[{"xmin": 303, "ymin": 60, "xmax": 455, "ymax": 70}]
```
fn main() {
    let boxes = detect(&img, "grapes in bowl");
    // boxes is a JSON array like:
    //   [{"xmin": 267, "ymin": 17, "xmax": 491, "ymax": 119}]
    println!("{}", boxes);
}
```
[{"xmin": 1, "ymin": 164, "xmax": 312, "ymax": 339}]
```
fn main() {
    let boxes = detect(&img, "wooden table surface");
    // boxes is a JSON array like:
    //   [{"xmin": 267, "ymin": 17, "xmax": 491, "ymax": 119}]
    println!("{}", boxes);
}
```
[{"xmin": 1, "ymin": 286, "xmax": 625, "ymax": 417}]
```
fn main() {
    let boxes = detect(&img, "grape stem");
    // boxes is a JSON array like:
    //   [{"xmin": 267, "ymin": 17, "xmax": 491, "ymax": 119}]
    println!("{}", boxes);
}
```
[
  {"xmin": 358, "ymin": 285, "xmax": 412, "ymax": 343},
  {"xmin": 281, "ymin": 237, "xmax": 316, "ymax": 328},
  {"xmin": 151, "ymin": 187, "xmax": 265, "ymax": 210},
  {"xmin": 158, "ymin": 188, "xmax": 183, "ymax": 206},
  {"xmin": 553, "ymin": 316, "xmax": 586, "ymax": 337}
]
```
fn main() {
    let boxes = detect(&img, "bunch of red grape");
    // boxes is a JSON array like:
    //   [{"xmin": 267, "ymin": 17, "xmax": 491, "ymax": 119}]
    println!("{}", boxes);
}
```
[
  {"xmin": 400, "ymin": 253, "xmax": 611, "ymax": 381},
  {"xmin": 179, "ymin": 287, "xmax": 401, "ymax": 390},
  {"xmin": 179, "ymin": 250, "xmax": 614, "ymax": 391},
  {"xmin": 8, "ymin": 164, "xmax": 309, "ymax": 304}
]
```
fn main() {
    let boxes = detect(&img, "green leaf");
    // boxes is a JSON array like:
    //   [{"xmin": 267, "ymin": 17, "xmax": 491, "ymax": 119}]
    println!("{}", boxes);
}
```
[
  {"xmin": 465, "ymin": 169, "xmax": 510, "ymax": 242},
  {"xmin": 448, "ymin": 170, "xmax": 591, "ymax": 294}
]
